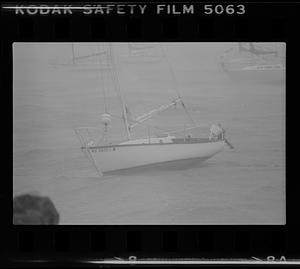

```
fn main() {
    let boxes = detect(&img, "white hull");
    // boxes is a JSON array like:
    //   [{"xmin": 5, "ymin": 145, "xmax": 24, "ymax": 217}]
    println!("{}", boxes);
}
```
[
  {"xmin": 50, "ymin": 62, "xmax": 110, "ymax": 72},
  {"xmin": 225, "ymin": 68, "xmax": 285, "ymax": 83},
  {"xmin": 87, "ymin": 140, "xmax": 225, "ymax": 173},
  {"xmin": 221, "ymin": 60, "xmax": 285, "ymax": 83}
]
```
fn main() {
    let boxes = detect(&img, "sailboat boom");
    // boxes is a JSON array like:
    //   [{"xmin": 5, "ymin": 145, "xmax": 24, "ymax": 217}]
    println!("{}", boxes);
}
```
[{"xmin": 129, "ymin": 98, "xmax": 182, "ymax": 129}]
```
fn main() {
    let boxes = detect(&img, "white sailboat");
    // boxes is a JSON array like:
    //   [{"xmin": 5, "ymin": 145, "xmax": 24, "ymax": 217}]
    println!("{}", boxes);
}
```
[
  {"xmin": 75, "ymin": 43, "xmax": 231, "ymax": 175},
  {"xmin": 50, "ymin": 43, "xmax": 110, "ymax": 71},
  {"xmin": 126, "ymin": 43, "xmax": 164, "ymax": 63},
  {"xmin": 220, "ymin": 43, "xmax": 285, "ymax": 83}
]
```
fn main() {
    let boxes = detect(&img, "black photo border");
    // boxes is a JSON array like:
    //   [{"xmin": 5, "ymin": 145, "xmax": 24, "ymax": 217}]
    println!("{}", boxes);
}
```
[{"xmin": 1, "ymin": 0, "xmax": 299, "ymax": 267}]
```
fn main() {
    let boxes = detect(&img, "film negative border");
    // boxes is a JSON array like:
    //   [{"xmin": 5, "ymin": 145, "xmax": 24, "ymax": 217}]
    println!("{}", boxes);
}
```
[
  {"xmin": 3, "ymin": 227, "xmax": 299, "ymax": 263},
  {"xmin": 0, "ymin": 1, "xmax": 291, "ymax": 41},
  {"xmin": 1, "ymin": 0, "xmax": 299, "ymax": 267}
]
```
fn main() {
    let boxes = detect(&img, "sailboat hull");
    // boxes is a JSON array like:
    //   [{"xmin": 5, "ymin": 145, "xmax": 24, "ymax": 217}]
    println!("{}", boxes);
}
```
[
  {"xmin": 225, "ymin": 67, "xmax": 285, "ymax": 83},
  {"xmin": 87, "ymin": 140, "xmax": 225, "ymax": 173}
]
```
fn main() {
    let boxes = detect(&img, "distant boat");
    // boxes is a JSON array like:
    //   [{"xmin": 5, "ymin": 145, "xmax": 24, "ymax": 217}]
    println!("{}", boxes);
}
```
[
  {"xmin": 50, "ymin": 43, "xmax": 164, "ymax": 70},
  {"xmin": 126, "ymin": 43, "xmax": 164, "ymax": 63},
  {"xmin": 49, "ymin": 43, "xmax": 111, "ymax": 71},
  {"xmin": 220, "ymin": 43, "xmax": 285, "ymax": 83},
  {"xmin": 75, "ymin": 43, "xmax": 230, "ymax": 175}
]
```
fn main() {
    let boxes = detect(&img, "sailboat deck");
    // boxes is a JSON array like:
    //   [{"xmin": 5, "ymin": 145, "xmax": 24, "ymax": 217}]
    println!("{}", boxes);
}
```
[
  {"xmin": 172, "ymin": 138, "xmax": 211, "ymax": 143},
  {"xmin": 84, "ymin": 137, "xmax": 216, "ymax": 150}
]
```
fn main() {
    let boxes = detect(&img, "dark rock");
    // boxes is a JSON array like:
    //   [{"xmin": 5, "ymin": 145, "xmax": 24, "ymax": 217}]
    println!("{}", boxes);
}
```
[{"xmin": 13, "ymin": 194, "xmax": 59, "ymax": 225}]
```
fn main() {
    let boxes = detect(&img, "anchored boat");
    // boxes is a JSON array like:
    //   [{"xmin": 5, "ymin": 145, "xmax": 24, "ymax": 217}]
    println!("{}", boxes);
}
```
[
  {"xmin": 50, "ymin": 43, "xmax": 110, "ymax": 71},
  {"xmin": 75, "ymin": 43, "xmax": 231, "ymax": 175},
  {"xmin": 220, "ymin": 42, "xmax": 285, "ymax": 83}
]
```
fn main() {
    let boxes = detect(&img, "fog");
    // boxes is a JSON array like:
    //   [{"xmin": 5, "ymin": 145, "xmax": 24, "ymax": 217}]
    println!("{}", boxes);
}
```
[{"xmin": 13, "ymin": 43, "xmax": 285, "ymax": 224}]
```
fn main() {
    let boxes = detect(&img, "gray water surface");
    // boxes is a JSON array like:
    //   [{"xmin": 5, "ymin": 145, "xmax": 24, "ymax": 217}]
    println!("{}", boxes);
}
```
[{"xmin": 13, "ymin": 43, "xmax": 285, "ymax": 224}]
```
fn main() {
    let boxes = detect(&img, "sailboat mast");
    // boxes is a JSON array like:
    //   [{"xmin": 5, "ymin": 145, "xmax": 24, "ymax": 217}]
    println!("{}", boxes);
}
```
[
  {"xmin": 161, "ymin": 44, "xmax": 196, "ymax": 127},
  {"xmin": 108, "ymin": 43, "xmax": 131, "ymax": 140}
]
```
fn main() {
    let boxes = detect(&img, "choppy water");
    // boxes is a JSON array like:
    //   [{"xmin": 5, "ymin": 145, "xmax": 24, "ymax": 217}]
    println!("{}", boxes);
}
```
[{"xmin": 13, "ymin": 43, "xmax": 285, "ymax": 224}]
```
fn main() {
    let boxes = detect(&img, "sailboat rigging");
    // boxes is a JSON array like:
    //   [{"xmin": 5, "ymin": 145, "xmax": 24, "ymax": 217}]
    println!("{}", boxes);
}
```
[
  {"xmin": 75, "ymin": 43, "xmax": 231, "ymax": 175},
  {"xmin": 220, "ymin": 42, "xmax": 285, "ymax": 83},
  {"xmin": 50, "ymin": 43, "xmax": 111, "ymax": 71}
]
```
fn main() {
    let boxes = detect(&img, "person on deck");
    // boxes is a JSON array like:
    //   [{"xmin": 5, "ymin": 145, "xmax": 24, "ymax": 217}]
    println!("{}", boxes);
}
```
[
  {"xmin": 209, "ymin": 124, "xmax": 224, "ymax": 141},
  {"xmin": 218, "ymin": 123, "xmax": 225, "ymax": 140}
]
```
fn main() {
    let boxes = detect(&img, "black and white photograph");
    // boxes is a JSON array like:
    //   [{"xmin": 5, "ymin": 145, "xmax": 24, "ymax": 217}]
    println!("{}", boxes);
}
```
[{"xmin": 13, "ymin": 42, "xmax": 285, "ymax": 225}]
